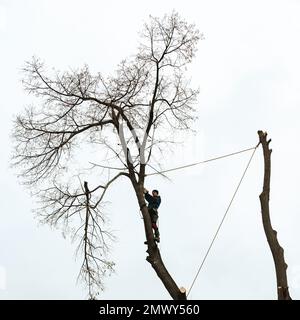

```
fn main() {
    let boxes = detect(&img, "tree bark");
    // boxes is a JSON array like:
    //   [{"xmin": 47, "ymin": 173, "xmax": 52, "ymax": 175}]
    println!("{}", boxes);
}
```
[
  {"xmin": 133, "ymin": 183, "xmax": 186, "ymax": 300},
  {"xmin": 258, "ymin": 130, "xmax": 291, "ymax": 300}
]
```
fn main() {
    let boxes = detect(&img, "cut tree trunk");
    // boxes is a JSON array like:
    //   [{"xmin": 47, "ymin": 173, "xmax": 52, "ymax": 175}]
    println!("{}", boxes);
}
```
[
  {"xmin": 258, "ymin": 130, "xmax": 291, "ymax": 300},
  {"xmin": 134, "ymin": 183, "xmax": 186, "ymax": 300}
]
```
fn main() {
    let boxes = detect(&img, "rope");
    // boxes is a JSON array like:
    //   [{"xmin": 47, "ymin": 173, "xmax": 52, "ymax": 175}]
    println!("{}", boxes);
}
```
[
  {"xmin": 187, "ymin": 144, "xmax": 259, "ymax": 297},
  {"xmin": 145, "ymin": 146, "xmax": 256, "ymax": 177},
  {"xmin": 145, "ymin": 146, "xmax": 257, "ymax": 177},
  {"xmin": 139, "ymin": 203, "xmax": 146, "ymax": 219},
  {"xmin": 147, "ymin": 163, "xmax": 172, "ymax": 181},
  {"xmin": 138, "ymin": 209, "xmax": 144, "ymax": 219}
]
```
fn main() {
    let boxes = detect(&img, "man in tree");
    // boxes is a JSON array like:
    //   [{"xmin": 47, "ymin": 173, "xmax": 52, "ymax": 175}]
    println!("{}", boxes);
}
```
[{"xmin": 144, "ymin": 188, "xmax": 161, "ymax": 243}]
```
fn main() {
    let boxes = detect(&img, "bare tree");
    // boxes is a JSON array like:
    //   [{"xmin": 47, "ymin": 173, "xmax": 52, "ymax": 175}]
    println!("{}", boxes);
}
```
[{"xmin": 12, "ymin": 12, "xmax": 202, "ymax": 299}]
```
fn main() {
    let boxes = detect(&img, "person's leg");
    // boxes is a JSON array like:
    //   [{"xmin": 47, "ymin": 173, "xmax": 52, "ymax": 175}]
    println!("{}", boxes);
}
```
[
  {"xmin": 151, "ymin": 211, "xmax": 160, "ymax": 241},
  {"xmin": 154, "ymin": 225, "xmax": 160, "ymax": 239},
  {"xmin": 144, "ymin": 209, "xmax": 160, "ymax": 244}
]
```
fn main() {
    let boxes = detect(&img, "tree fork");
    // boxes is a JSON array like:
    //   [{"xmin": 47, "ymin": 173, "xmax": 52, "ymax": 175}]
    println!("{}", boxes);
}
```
[{"xmin": 258, "ymin": 130, "xmax": 291, "ymax": 300}]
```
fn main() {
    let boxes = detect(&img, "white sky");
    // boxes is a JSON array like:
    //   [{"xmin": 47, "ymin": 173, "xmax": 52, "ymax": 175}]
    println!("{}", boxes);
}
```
[{"xmin": 1, "ymin": 0, "xmax": 300, "ymax": 299}]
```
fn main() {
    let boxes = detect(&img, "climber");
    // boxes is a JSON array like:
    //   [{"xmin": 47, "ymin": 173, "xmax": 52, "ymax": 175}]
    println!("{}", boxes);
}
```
[{"xmin": 143, "ymin": 188, "xmax": 161, "ymax": 243}]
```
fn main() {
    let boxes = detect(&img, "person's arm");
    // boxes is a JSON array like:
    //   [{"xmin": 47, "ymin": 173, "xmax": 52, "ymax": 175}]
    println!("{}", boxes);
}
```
[{"xmin": 144, "ymin": 192, "xmax": 153, "ymax": 203}]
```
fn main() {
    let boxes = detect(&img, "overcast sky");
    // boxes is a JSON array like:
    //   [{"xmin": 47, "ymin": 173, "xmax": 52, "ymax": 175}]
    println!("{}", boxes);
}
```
[{"xmin": 1, "ymin": 0, "xmax": 300, "ymax": 300}]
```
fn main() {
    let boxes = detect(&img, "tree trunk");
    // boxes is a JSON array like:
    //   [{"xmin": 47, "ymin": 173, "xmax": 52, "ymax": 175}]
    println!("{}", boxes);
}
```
[
  {"xmin": 258, "ymin": 130, "xmax": 291, "ymax": 300},
  {"xmin": 133, "ymin": 183, "xmax": 186, "ymax": 300}
]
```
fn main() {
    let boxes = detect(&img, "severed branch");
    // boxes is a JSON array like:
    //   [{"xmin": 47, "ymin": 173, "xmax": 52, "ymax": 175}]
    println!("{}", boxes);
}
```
[{"xmin": 258, "ymin": 130, "xmax": 292, "ymax": 300}]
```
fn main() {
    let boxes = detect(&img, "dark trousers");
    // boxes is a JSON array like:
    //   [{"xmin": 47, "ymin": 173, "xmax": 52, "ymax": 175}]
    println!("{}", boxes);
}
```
[{"xmin": 148, "ymin": 208, "xmax": 160, "ymax": 237}]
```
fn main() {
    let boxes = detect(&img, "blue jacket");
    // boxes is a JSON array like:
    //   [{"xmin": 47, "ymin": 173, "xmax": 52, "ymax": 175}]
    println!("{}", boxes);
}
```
[{"xmin": 145, "ymin": 192, "xmax": 161, "ymax": 210}]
